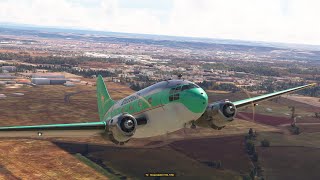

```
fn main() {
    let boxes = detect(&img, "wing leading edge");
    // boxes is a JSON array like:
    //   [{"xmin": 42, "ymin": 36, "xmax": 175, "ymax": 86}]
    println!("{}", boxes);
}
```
[
  {"xmin": 0, "ymin": 122, "xmax": 106, "ymax": 137},
  {"xmin": 234, "ymin": 83, "xmax": 316, "ymax": 108}
]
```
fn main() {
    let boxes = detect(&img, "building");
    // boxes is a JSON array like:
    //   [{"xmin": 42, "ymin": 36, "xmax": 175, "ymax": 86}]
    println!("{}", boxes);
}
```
[
  {"xmin": 31, "ymin": 78, "xmax": 50, "ymax": 85},
  {"xmin": 1, "ymin": 66, "xmax": 16, "ymax": 72},
  {"xmin": 50, "ymin": 79, "xmax": 67, "ymax": 85},
  {"xmin": 31, "ymin": 78, "xmax": 67, "ymax": 85},
  {"xmin": 0, "ymin": 74, "xmax": 15, "ymax": 79}
]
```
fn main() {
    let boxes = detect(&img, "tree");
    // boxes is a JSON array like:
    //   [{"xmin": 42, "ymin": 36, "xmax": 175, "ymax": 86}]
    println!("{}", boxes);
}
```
[
  {"xmin": 246, "ymin": 140, "xmax": 255, "ymax": 155},
  {"xmin": 252, "ymin": 152, "xmax": 258, "ymax": 162},
  {"xmin": 248, "ymin": 128, "xmax": 253, "ymax": 136},
  {"xmin": 293, "ymin": 126, "xmax": 300, "ymax": 135},
  {"xmin": 242, "ymin": 174, "xmax": 251, "ymax": 180},
  {"xmin": 261, "ymin": 139, "xmax": 270, "ymax": 147},
  {"xmin": 215, "ymin": 160, "xmax": 222, "ymax": 169}
]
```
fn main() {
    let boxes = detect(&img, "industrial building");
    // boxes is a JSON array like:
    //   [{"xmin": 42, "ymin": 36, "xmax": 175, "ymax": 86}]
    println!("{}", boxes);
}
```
[
  {"xmin": 31, "ymin": 78, "xmax": 50, "ymax": 85},
  {"xmin": 0, "ymin": 74, "xmax": 15, "ymax": 79},
  {"xmin": 30, "ymin": 73, "xmax": 67, "ymax": 85},
  {"xmin": 0, "ymin": 66, "xmax": 16, "ymax": 72},
  {"xmin": 31, "ymin": 78, "xmax": 67, "ymax": 85}
]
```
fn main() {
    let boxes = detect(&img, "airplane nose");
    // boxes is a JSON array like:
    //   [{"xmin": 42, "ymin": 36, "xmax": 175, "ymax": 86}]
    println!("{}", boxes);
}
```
[
  {"xmin": 185, "ymin": 88, "xmax": 208, "ymax": 113},
  {"xmin": 198, "ymin": 89, "xmax": 208, "ymax": 106}
]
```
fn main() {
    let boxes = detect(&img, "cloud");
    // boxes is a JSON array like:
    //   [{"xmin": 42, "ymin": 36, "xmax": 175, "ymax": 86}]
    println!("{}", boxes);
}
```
[
  {"xmin": 167, "ymin": 0, "xmax": 320, "ymax": 45},
  {"xmin": 0, "ymin": 0, "xmax": 319, "ymax": 45}
]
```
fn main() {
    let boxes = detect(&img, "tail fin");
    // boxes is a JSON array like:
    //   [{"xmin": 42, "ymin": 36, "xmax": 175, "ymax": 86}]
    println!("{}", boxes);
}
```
[{"xmin": 96, "ymin": 75, "xmax": 115, "ymax": 121}]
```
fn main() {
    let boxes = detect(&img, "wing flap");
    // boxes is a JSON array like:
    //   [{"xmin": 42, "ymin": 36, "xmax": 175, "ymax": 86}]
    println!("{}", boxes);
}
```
[
  {"xmin": 0, "ymin": 122, "xmax": 106, "ymax": 137},
  {"xmin": 234, "ymin": 83, "xmax": 316, "ymax": 108}
]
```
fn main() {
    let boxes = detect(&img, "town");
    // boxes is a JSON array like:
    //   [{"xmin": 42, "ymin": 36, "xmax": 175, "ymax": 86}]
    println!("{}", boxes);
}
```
[
  {"xmin": 0, "ymin": 24, "xmax": 320, "ymax": 180},
  {"xmin": 0, "ymin": 27, "xmax": 319, "ymax": 98}
]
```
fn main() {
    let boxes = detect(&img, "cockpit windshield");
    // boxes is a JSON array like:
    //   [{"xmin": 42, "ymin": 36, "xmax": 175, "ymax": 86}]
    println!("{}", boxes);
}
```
[
  {"xmin": 170, "ymin": 83, "xmax": 200, "ymax": 94},
  {"xmin": 181, "ymin": 83, "xmax": 200, "ymax": 91}
]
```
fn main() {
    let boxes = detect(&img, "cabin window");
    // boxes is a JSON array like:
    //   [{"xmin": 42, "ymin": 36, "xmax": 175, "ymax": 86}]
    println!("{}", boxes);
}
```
[
  {"xmin": 169, "ymin": 93, "xmax": 180, "ymax": 101},
  {"xmin": 148, "ymin": 97, "xmax": 152, "ymax": 104},
  {"xmin": 169, "ymin": 85, "xmax": 182, "ymax": 101}
]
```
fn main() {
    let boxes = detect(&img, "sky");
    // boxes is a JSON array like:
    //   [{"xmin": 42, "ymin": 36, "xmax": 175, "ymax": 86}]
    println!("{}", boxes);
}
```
[{"xmin": 0, "ymin": 0, "xmax": 320, "ymax": 45}]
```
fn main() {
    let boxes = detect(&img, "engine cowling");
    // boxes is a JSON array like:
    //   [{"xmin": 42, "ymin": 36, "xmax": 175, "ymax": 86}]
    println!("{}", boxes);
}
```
[
  {"xmin": 204, "ymin": 101, "xmax": 237, "ymax": 129},
  {"xmin": 105, "ymin": 113, "xmax": 137, "ymax": 144}
]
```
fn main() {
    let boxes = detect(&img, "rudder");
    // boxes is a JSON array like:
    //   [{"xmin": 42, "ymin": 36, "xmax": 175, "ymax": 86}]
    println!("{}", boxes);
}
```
[{"xmin": 96, "ymin": 75, "xmax": 115, "ymax": 121}]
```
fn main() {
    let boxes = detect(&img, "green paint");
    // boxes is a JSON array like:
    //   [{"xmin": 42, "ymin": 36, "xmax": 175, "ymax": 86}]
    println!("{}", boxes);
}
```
[
  {"xmin": 180, "ymin": 88, "xmax": 208, "ymax": 113},
  {"xmin": 103, "ymin": 82, "xmax": 208, "ymax": 121},
  {"xmin": 0, "ymin": 122, "xmax": 106, "ymax": 130},
  {"xmin": 0, "ymin": 76, "xmax": 313, "ymax": 134},
  {"xmin": 97, "ymin": 75, "xmax": 115, "ymax": 121}
]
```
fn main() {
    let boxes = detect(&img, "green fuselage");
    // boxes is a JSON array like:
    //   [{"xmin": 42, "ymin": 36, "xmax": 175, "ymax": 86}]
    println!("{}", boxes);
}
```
[{"xmin": 104, "ymin": 80, "xmax": 208, "ymax": 122}]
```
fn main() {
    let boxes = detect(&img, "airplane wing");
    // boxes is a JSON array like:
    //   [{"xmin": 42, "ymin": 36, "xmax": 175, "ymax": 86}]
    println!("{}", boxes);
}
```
[
  {"xmin": 233, "ymin": 83, "xmax": 316, "ymax": 108},
  {"xmin": 196, "ymin": 83, "xmax": 316, "ymax": 129},
  {"xmin": 0, "ymin": 122, "xmax": 106, "ymax": 137}
]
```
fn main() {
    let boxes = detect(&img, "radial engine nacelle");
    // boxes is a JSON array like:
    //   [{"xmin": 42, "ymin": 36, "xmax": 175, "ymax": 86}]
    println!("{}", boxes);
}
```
[
  {"xmin": 203, "ymin": 101, "xmax": 237, "ymax": 129},
  {"xmin": 105, "ymin": 113, "xmax": 137, "ymax": 144}
]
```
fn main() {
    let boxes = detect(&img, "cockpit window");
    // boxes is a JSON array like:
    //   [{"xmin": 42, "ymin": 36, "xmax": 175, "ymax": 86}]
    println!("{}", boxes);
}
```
[
  {"xmin": 191, "ymin": 83, "xmax": 200, "ymax": 88},
  {"xmin": 182, "ymin": 85, "xmax": 191, "ymax": 91},
  {"xmin": 174, "ymin": 86, "xmax": 181, "ymax": 93},
  {"xmin": 181, "ymin": 83, "xmax": 200, "ymax": 91}
]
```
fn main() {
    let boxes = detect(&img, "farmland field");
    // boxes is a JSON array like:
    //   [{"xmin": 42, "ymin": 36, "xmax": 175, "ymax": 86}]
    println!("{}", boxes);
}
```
[
  {"xmin": 254, "ymin": 131, "xmax": 320, "ymax": 180},
  {"xmin": 169, "ymin": 136, "xmax": 253, "ymax": 174},
  {"xmin": 0, "ymin": 82, "xmax": 319, "ymax": 179}
]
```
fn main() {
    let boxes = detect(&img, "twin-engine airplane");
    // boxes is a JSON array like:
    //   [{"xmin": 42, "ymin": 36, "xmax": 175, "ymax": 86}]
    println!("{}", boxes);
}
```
[{"xmin": 0, "ymin": 75, "xmax": 316, "ymax": 144}]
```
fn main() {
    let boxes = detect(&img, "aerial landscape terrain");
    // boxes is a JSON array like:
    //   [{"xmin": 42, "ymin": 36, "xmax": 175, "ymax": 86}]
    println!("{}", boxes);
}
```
[{"xmin": 0, "ymin": 24, "xmax": 319, "ymax": 180}]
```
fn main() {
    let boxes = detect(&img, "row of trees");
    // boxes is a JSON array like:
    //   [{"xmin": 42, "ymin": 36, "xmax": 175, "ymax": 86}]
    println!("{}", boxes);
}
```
[
  {"xmin": 2, "ymin": 62, "xmax": 116, "ymax": 78},
  {"xmin": 197, "ymin": 81, "xmax": 240, "ymax": 92},
  {"xmin": 243, "ymin": 128, "xmax": 270, "ymax": 180},
  {"xmin": 0, "ymin": 52, "xmax": 125, "ymax": 65}
]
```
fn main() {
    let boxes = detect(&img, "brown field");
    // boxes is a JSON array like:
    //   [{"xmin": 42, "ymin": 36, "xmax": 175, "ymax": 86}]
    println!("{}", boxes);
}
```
[
  {"xmin": 0, "ymin": 139, "xmax": 107, "ymax": 179},
  {"xmin": 254, "ymin": 131, "xmax": 320, "ymax": 180},
  {"xmin": 236, "ymin": 112, "xmax": 292, "ymax": 126},
  {"xmin": 297, "ymin": 124, "xmax": 320, "ymax": 133},
  {"xmin": 239, "ymin": 96, "xmax": 319, "ymax": 117},
  {"xmin": 0, "ymin": 80, "xmax": 133, "ymax": 179},
  {"xmin": 255, "ymin": 132, "xmax": 320, "ymax": 148},
  {"xmin": 258, "ymin": 146, "xmax": 320, "ymax": 180},
  {"xmin": 169, "ymin": 136, "xmax": 252, "ymax": 174},
  {"xmin": 279, "ymin": 123, "xmax": 320, "ymax": 133},
  {"xmin": 0, "ymin": 80, "xmax": 319, "ymax": 179},
  {"xmin": 284, "ymin": 95, "xmax": 320, "ymax": 108},
  {"xmin": 86, "ymin": 145, "xmax": 242, "ymax": 180},
  {"xmin": 0, "ymin": 80, "xmax": 133, "ymax": 126}
]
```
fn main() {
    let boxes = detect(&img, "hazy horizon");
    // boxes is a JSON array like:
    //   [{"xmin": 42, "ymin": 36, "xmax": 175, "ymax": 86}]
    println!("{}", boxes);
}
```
[{"xmin": 1, "ymin": 0, "xmax": 320, "ymax": 45}]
